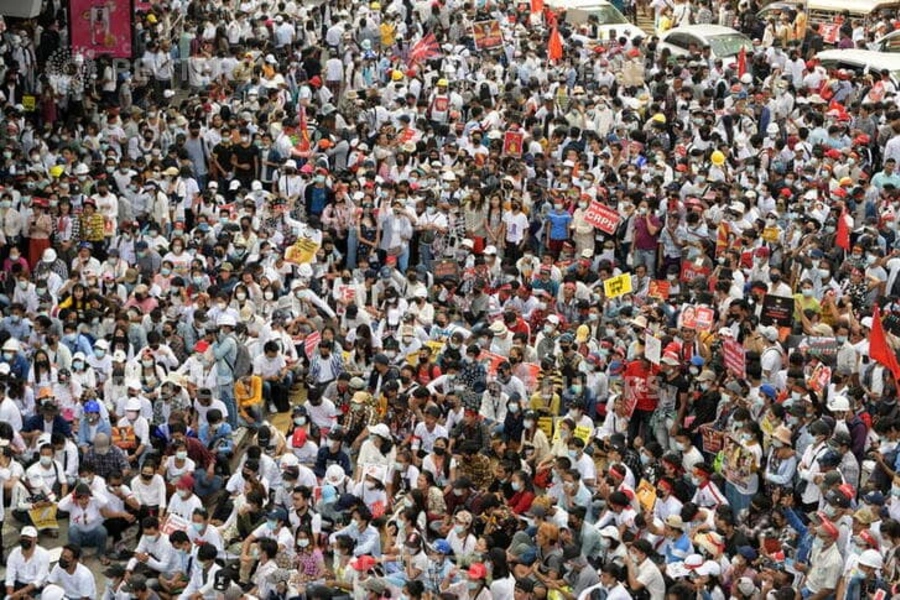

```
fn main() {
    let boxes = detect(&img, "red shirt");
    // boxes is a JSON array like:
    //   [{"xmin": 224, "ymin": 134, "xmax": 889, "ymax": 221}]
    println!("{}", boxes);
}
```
[
  {"xmin": 507, "ymin": 489, "xmax": 536, "ymax": 515},
  {"xmin": 623, "ymin": 359, "xmax": 659, "ymax": 412}
]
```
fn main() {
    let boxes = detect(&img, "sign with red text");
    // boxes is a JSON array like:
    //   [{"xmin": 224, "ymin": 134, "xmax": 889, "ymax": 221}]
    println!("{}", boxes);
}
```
[{"xmin": 584, "ymin": 201, "xmax": 621, "ymax": 234}]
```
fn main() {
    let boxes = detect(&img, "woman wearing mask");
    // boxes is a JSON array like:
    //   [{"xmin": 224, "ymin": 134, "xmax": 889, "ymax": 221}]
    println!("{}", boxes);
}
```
[
  {"xmin": 256, "ymin": 284, "xmax": 280, "ymax": 320},
  {"xmin": 415, "ymin": 471, "xmax": 447, "ymax": 526},
  {"xmin": 324, "ymin": 534, "xmax": 357, "ymax": 593},
  {"xmin": 161, "ymin": 440, "xmax": 196, "ymax": 489},
  {"xmin": 540, "ymin": 418, "xmax": 577, "ymax": 474},
  {"xmin": 131, "ymin": 459, "xmax": 167, "ymax": 533},
  {"xmin": 723, "ymin": 421, "xmax": 763, "ymax": 516},
  {"xmin": 507, "ymin": 470, "xmax": 536, "ymax": 515},
  {"xmin": 762, "ymin": 425, "xmax": 797, "ymax": 493},
  {"xmin": 230, "ymin": 283, "xmax": 256, "ymax": 314},
  {"xmin": 293, "ymin": 529, "xmax": 326, "ymax": 585},
  {"xmin": 352, "ymin": 471, "xmax": 388, "ymax": 515},
  {"xmin": 356, "ymin": 423, "xmax": 396, "ymax": 482},
  {"xmin": 462, "ymin": 563, "xmax": 492, "ymax": 600},
  {"xmin": 28, "ymin": 349, "xmax": 57, "ymax": 390},
  {"xmin": 520, "ymin": 410, "xmax": 550, "ymax": 467},
  {"xmin": 446, "ymin": 510, "xmax": 477, "ymax": 560},
  {"xmin": 385, "ymin": 531, "xmax": 429, "ymax": 587},
  {"xmin": 355, "ymin": 199, "xmax": 380, "ymax": 267},
  {"xmin": 421, "ymin": 436, "xmax": 453, "ymax": 489},
  {"xmin": 389, "ymin": 450, "xmax": 420, "ymax": 500}
]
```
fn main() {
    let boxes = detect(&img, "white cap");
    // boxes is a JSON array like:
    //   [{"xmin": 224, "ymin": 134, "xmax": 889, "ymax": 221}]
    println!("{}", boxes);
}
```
[
  {"xmin": 758, "ymin": 325, "xmax": 779, "ymax": 342},
  {"xmin": 112, "ymin": 350, "xmax": 127, "ymax": 362},
  {"xmin": 284, "ymin": 159, "xmax": 297, "ymax": 169},
  {"xmin": 21, "ymin": 526, "xmax": 38, "ymax": 538},
  {"xmin": 125, "ymin": 397, "xmax": 142, "ymax": 411},
  {"xmin": 325, "ymin": 464, "xmax": 346, "ymax": 485},
  {"xmin": 827, "ymin": 396, "xmax": 851, "ymax": 412},
  {"xmin": 598, "ymin": 525, "xmax": 620, "ymax": 540},
  {"xmin": 217, "ymin": 314, "xmax": 236, "ymax": 327},
  {"xmin": 126, "ymin": 380, "xmax": 142, "ymax": 391},
  {"xmin": 229, "ymin": 180, "xmax": 241, "ymax": 191},
  {"xmin": 279, "ymin": 453, "xmax": 300, "ymax": 468},
  {"xmin": 858, "ymin": 549, "xmax": 884, "ymax": 569},
  {"xmin": 41, "ymin": 585, "xmax": 66, "ymax": 600},
  {"xmin": 546, "ymin": 314, "xmax": 560, "ymax": 326},
  {"xmin": 42, "ymin": 248, "xmax": 57, "ymax": 263},
  {"xmin": 369, "ymin": 423, "xmax": 391, "ymax": 438},
  {"xmin": 483, "ymin": 245, "xmax": 498, "ymax": 255},
  {"xmin": 251, "ymin": 180, "xmax": 263, "ymax": 191}
]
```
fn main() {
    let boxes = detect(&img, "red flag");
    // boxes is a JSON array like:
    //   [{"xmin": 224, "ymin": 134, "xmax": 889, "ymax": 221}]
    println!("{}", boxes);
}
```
[
  {"xmin": 304, "ymin": 331, "xmax": 321, "ymax": 359},
  {"xmin": 836, "ymin": 208, "xmax": 850, "ymax": 251},
  {"xmin": 870, "ymin": 306, "xmax": 900, "ymax": 383},
  {"xmin": 531, "ymin": 0, "xmax": 544, "ymax": 13},
  {"xmin": 548, "ymin": 25, "xmax": 563, "ymax": 62},
  {"xmin": 408, "ymin": 33, "xmax": 441, "ymax": 66},
  {"xmin": 737, "ymin": 46, "xmax": 747, "ymax": 78}
]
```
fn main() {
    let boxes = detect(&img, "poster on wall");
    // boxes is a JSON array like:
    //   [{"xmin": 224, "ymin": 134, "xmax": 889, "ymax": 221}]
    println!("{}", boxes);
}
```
[{"xmin": 69, "ymin": 0, "xmax": 134, "ymax": 59}]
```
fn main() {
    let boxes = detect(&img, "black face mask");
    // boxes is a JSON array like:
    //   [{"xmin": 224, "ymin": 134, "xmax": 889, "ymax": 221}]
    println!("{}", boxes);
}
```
[
  {"xmin": 58, "ymin": 558, "xmax": 71, "ymax": 569},
  {"xmin": 20, "ymin": 539, "xmax": 32, "ymax": 550},
  {"xmin": 433, "ymin": 447, "xmax": 446, "ymax": 456}
]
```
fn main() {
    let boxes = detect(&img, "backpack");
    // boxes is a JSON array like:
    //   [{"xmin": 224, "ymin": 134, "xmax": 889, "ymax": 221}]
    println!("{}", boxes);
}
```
[{"xmin": 232, "ymin": 342, "xmax": 253, "ymax": 380}]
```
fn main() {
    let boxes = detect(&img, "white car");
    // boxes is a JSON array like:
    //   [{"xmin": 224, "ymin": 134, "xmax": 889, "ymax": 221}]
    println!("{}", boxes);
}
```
[
  {"xmin": 816, "ymin": 49, "xmax": 900, "ymax": 87},
  {"xmin": 872, "ymin": 30, "xmax": 900, "ymax": 53},
  {"xmin": 658, "ymin": 25, "xmax": 753, "ymax": 62},
  {"xmin": 544, "ymin": 0, "xmax": 647, "ymax": 42}
]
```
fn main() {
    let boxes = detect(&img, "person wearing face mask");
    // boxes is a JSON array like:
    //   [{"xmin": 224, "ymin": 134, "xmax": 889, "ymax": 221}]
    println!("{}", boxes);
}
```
[
  {"xmin": 47, "ymin": 544, "xmax": 97, "ymax": 598},
  {"xmin": 125, "ymin": 516, "xmax": 175, "ymax": 579},
  {"xmin": 797, "ymin": 419, "xmax": 835, "ymax": 512},
  {"xmin": 4, "ymin": 526, "xmax": 50, "ymax": 599},
  {"xmin": 798, "ymin": 516, "xmax": 843, "ymax": 600},
  {"xmin": 165, "ymin": 474, "xmax": 203, "ymax": 524},
  {"xmin": 177, "ymin": 542, "xmax": 221, "ymax": 600}
]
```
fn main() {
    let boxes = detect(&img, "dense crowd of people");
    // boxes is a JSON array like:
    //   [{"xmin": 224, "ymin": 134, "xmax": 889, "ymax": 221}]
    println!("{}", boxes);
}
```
[{"xmin": 0, "ymin": 1, "xmax": 900, "ymax": 600}]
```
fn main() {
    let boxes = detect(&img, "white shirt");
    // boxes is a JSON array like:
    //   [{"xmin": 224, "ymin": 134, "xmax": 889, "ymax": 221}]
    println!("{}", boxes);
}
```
[
  {"xmin": 5, "ymin": 545, "xmax": 51, "ymax": 588},
  {"xmin": 48, "ymin": 563, "xmax": 96, "ymax": 600},
  {"xmin": 130, "ymin": 473, "xmax": 167, "ymax": 508}
]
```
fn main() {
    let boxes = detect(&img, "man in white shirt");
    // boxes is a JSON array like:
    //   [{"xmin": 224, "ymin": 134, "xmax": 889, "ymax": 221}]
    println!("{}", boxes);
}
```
[
  {"xmin": 178, "ymin": 543, "xmax": 221, "ymax": 600},
  {"xmin": 126, "ymin": 516, "xmax": 175, "ymax": 579},
  {"xmin": 187, "ymin": 508, "xmax": 225, "ymax": 559},
  {"xmin": 47, "ymin": 544, "xmax": 96, "ymax": 600},
  {"xmin": 58, "ymin": 484, "xmax": 118, "ymax": 558},
  {"xmin": 5, "ymin": 526, "xmax": 50, "ymax": 598}
]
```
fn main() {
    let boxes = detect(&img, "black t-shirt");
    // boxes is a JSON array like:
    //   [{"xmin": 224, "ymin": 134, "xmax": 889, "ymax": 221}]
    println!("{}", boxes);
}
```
[
  {"xmin": 211, "ymin": 142, "xmax": 232, "ymax": 174},
  {"xmin": 231, "ymin": 143, "xmax": 258, "ymax": 176}
]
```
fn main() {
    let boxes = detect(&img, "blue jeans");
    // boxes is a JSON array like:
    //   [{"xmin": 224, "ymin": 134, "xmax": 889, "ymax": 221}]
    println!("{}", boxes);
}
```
[
  {"xmin": 633, "ymin": 248, "xmax": 657, "ymax": 277},
  {"xmin": 346, "ymin": 228, "xmax": 359, "ymax": 270},
  {"xmin": 218, "ymin": 381, "xmax": 238, "ymax": 429},
  {"xmin": 69, "ymin": 523, "xmax": 107, "ymax": 554},
  {"xmin": 194, "ymin": 468, "xmax": 223, "ymax": 498},
  {"xmin": 418, "ymin": 243, "xmax": 434, "ymax": 270}
]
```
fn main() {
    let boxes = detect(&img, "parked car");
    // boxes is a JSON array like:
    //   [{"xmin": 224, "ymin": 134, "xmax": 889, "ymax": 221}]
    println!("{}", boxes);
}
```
[{"xmin": 658, "ymin": 25, "xmax": 753, "ymax": 62}]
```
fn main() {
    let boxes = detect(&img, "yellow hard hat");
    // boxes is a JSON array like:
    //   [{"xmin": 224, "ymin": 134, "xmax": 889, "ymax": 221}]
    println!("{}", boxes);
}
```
[
  {"xmin": 651, "ymin": 113, "xmax": 666, "ymax": 124},
  {"xmin": 710, "ymin": 150, "xmax": 726, "ymax": 167},
  {"xmin": 371, "ymin": 1, "xmax": 381, "ymax": 9},
  {"xmin": 49, "ymin": 165, "xmax": 64, "ymax": 178},
  {"xmin": 391, "ymin": 70, "xmax": 403, "ymax": 81},
  {"xmin": 437, "ymin": 78, "xmax": 449, "ymax": 87},
  {"xmin": 147, "ymin": 14, "xmax": 157, "ymax": 24}
]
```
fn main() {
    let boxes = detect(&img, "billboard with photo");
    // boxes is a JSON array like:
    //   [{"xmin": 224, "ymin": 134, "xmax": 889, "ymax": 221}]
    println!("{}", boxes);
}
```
[{"xmin": 69, "ymin": 0, "xmax": 134, "ymax": 59}]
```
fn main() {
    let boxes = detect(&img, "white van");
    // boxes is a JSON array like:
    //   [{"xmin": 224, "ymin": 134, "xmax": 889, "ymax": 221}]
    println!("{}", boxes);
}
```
[
  {"xmin": 815, "ymin": 49, "xmax": 900, "ymax": 86},
  {"xmin": 544, "ymin": 0, "xmax": 648, "ymax": 42},
  {"xmin": 758, "ymin": 0, "xmax": 900, "ymax": 25}
]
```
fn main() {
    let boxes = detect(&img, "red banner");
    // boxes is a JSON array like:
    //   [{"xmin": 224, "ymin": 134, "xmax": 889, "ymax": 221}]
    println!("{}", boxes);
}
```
[
  {"xmin": 503, "ymin": 130, "xmax": 524, "ymax": 157},
  {"xmin": 70, "ymin": 0, "xmax": 134, "ymax": 58},
  {"xmin": 648, "ymin": 280, "xmax": 670, "ymax": 300},
  {"xmin": 583, "ymin": 201, "xmax": 620, "ymax": 234},
  {"xmin": 722, "ymin": 339, "xmax": 746, "ymax": 378},
  {"xmin": 680, "ymin": 261, "xmax": 711, "ymax": 284},
  {"xmin": 820, "ymin": 23, "xmax": 840, "ymax": 44}
]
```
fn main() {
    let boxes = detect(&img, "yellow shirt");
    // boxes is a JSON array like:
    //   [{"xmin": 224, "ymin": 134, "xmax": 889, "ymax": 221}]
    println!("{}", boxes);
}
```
[
  {"xmin": 380, "ymin": 23, "xmax": 396, "ymax": 48},
  {"xmin": 235, "ymin": 376, "xmax": 262, "ymax": 409}
]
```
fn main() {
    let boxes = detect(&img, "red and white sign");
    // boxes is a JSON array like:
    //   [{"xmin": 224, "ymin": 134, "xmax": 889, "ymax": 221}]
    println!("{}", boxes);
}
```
[
  {"xmin": 680, "ymin": 261, "xmax": 711, "ymax": 284},
  {"xmin": 722, "ymin": 339, "xmax": 746, "ymax": 378},
  {"xmin": 695, "ymin": 307, "xmax": 715, "ymax": 331},
  {"xmin": 305, "ymin": 331, "xmax": 322, "ymax": 358},
  {"xmin": 583, "ymin": 201, "xmax": 620, "ymax": 234}
]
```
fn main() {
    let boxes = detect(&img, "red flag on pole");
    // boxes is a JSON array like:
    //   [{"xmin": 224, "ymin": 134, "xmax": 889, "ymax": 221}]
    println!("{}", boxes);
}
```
[
  {"xmin": 870, "ymin": 305, "xmax": 900, "ymax": 383},
  {"xmin": 836, "ymin": 208, "xmax": 850, "ymax": 251},
  {"xmin": 736, "ymin": 46, "xmax": 747, "ymax": 78},
  {"xmin": 548, "ymin": 25, "xmax": 563, "ymax": 62}
]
